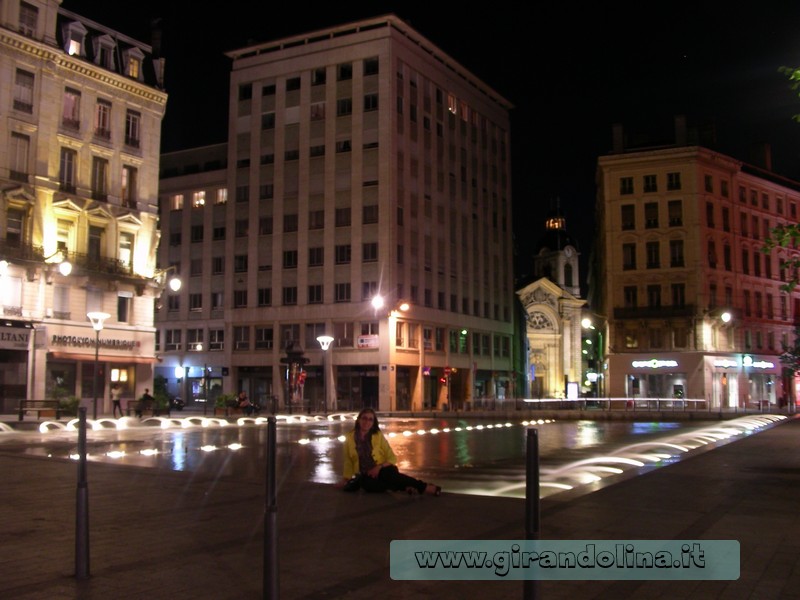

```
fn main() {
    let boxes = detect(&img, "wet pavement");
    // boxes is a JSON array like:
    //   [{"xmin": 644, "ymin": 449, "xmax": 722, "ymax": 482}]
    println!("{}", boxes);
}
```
[{"xmin": 1, "ymin": 412, "xmax": 798, "ymax": 598}]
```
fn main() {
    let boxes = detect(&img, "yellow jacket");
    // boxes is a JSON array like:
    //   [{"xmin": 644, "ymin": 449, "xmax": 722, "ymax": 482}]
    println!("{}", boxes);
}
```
[{"xmin": 342, "ymin": 430, "xmax": 397, "ymax": 479}]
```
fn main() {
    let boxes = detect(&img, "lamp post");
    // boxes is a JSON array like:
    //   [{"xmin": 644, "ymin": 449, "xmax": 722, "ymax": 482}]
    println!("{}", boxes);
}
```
[
  {"xmin": 195, "ymin": 343, "xmax": 208, "ymax": 415},
  {"xmin": 317, "ymin": 335, "xmax": 334, "ymax": 415},
  {"xmin": 86, "ymin": 312, "xmax": 110, "ymax": 420}
]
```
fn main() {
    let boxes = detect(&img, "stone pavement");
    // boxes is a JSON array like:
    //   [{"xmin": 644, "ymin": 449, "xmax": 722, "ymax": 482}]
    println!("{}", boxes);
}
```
[{"xmin": 1, "ymin": 416, "xmax": 799, "ymax": 599}]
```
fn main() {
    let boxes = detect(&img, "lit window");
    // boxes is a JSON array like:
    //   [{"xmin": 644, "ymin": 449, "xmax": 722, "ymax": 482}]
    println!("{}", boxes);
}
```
[{"xmin": 192, "ymin": 191, "xmax": 206, "ymax": 208}]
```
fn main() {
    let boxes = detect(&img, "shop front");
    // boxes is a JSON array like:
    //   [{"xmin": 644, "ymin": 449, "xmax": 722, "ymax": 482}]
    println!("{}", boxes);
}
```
[
  {"xmin": 0, "ymin": 319, "xmax": 33, "ymax": 412},
  {"xmin": 709, "ymin": 355, "xmax": 781, "ymax": 409},
  {"xmin": 35, "ymin": 322, "xmax": 157, "ymax": 415},
  {"xmin": 607, "ymin": 353, "xmax": 698, "ymax": 401}
]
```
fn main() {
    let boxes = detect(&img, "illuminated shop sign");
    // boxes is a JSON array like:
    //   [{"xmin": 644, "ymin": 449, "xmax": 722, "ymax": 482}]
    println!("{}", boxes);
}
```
[
  {"xmin": 631, "ymin": 359, "xmax": 679, "ymax": 369},
  {"xmin": 51, "ymin": 335, "xmax": 139, "ymax": 351},
  {"xmin": 713, "ymin": 356, "xmax": 775, "ymax": 369}
]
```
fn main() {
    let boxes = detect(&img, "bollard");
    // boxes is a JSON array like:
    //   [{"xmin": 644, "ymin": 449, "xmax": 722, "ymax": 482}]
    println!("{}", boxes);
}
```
[
  {"xmin": 263, "ymin": 416, "xmax": 279, "ymax": 599},
  {"xmin": 75, "ymin": 407, "xmax": 90, "ymax": 579},
  {"xmin": 524, "ymin": 428, "xmax": 539, "ymax": 600}
]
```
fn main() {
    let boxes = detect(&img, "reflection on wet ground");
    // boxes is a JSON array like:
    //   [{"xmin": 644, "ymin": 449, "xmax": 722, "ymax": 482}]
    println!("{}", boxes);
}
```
[{"xmin": 0, "ymin": 413, "xmax": 785, "ymax": 499}]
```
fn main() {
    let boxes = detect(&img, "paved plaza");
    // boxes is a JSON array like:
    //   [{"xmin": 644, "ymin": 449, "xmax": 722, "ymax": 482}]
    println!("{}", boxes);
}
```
[{"xmin": 1, "ymin": 415, "xmax": 799, "ymax": 599}]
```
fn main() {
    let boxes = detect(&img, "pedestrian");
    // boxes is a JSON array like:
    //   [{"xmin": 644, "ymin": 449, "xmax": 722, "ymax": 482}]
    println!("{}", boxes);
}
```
[
  {"xmin": 339, "ymin": 408, "xmax": 441, "ymax": 495},
  {"xmin": 237, "ymin": 391, "xmax": 255, "ymax": 416},
  {"xmin": 137, "ymin": 388, "xmax": 154, "ymax": 418},
  {"xmin": 111, "ymin": 383, "xmax": 123, "ymax": 418}
]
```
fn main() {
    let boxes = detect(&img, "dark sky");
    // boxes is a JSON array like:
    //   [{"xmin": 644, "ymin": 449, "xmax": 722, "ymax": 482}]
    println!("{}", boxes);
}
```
[{"xmin": 62, "ymin": 1, "xmax": 800, "ymax": 284}]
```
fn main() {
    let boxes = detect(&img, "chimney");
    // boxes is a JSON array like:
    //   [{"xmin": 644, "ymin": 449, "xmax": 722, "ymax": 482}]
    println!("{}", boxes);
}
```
[
  {"xmin": 674, "ymin": 115, "xmax": 687, "ymax": 146},
  {"xmin": 750, "ymin": 143, "xmax": 772, "ymax": 171},
  {"xmin": 612, "ymin": 123, "xmax": 624, "ymax": 153}
]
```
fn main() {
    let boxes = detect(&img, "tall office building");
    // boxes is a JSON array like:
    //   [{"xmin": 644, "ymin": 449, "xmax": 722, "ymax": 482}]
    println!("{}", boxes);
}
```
[
  {"xmin": 156, "ymin": 15, "xmax": 515, "ymax": 412},
  {"xmin": 0, "ymin": 0, "xmax": 167, "ymax": 412},
  {"xmin": 595, "ymin": 119, "xmax": 800, "ymax": 408}
]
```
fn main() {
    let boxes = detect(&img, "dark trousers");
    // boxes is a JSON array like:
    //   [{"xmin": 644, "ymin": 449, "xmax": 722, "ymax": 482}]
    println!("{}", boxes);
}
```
[
  {"xmin": 360, "ymin": 465, "xmax": 427, "ymax": 494},
  {"xmin": 112, "ymin": 400, "xmax": 123, "ymax": 418}
]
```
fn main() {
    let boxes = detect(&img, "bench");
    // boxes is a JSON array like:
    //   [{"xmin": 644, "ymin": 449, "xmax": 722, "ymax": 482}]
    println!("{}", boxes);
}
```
[
  {"xmin": 18, "ymin": 400, "xmax": 62, "ymax": 421},
  {"xmin": 125, "ymin": 400, "xmax": 170, "ymax": 417}
]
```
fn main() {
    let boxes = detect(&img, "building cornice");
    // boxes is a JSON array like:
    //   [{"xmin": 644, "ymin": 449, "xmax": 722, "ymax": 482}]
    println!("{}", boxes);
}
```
[{"xmin": 0, "ymin": 29, "xmax": 167, "ymax": 107}]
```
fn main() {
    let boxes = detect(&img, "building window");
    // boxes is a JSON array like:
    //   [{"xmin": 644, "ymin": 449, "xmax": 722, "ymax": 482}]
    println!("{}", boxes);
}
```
[
  {"xmin": 706, "ymin": 202, "xmax": 715, "ymax": 227},
  {"xmin": 621, "ymin": 205, "xmax": 635, "ymax": 230},
  {"xmin": 125, "ymin": 110, "xmax": 141, "ymax": 148},
  {"xmin": 255, "ymin": 327, "xmax": 273, "ymax": 350},
  {"xmin": 362, "ymin": 281, "xmax": 379, "ymax": 301},
  {"xmin": 309, "ymin": 209, "xmax": 324, "ymax": 230},
  {"xmin": 362, "ymin": 204, "xmax": 379, "ymax": 224},
  {"xmin": 283, "ymin": 214, "xmax": 298, "ymax": 232},
  {"xmin": 308, "ymin": 285, "xmax": 323, "ymax": 304},
  {"xmin": 623, "ymin": 286, "xmax": 637, "ymax": 308},
  {"xmin": 335, "ymin": 245, "xmax": 351, "ymax": 264},
  {"xmin": 336, "ymin": 98, "xmax": 352, "ymax": 116},
  {"xmin": 62, "ymin": 88, "xmax": 81, "ymax": 130},
  {"xmin": 165, "ymin": 329, "xmax": 181, "ymax": 350},
  {"xmin": 667, "ymin": 200, "xmax": 682, "ymax": 226},
  {"xmin": 256, "ymin": 287, "xmax": 271, "ymax": 305},
  {"xmin": 335, "ymin": 140, "xmax": 351, "ymax": 153},
  {"xmin": 723, "ymin": 244, "xmax": 732, "ymax": 271},
  {"xmin": 643, "ymin": 174, "xmax": 657, "ymax": 193},
  {"xmin": 13, "ymin": 69, "xmax": 34, "ymax": 112},
  {"xmin": 364, "ymin": 93, "xmax": 379, "ymax": 111},
  {"xmin": 337, "ymin": 63, "xmax": 353, "ymax": 81},
  {"xmin": 213, "ymin": 226, "xmax": 226, "ymax": 240},
  {"xmin": 258, "ymin": 218, "xmax": 272, "ymax": 235},
  {"xmin": 90, "ymin": 157, "xmax": 108, "ymax": 201},
  {"xmin": 167, "ymin": 295, "xmax": 179, "ymax": 312},
  {"xmin": 261, "ymin": 112, "xmax": 275, "ymax": 129},
  {"xmin": 121, "ymin": 166, "xmax": 137, "ymax": 207},
  {"xmin": 310, "ymin": 102, "xmax": 325, "ymax": 121},
  {"xmin": 309, "ymin": 247, "xmax": 324, "ymax": 267},
  {"xmin": 18, "ymin": 2, "xmax": 38, "ymax": 36},
  {"xmin": 722, "ymin": 207, "xmax": 730, "ymax": 232},
  {"xmin": 212, "ymin": 256, "xmax": 224, "ymax": 275},
  {"xmin": 234, "ymin": 290, "xmax": 248, "ymax": 308},
  {"xmin": 189, "ymin": 293, "xmax": 202, "ymax": 311},
  {"xmin": 334, "ymin": 283, "xmax": 351, "ymax": 303},
  {"xmin": 649, "ymin": 328, "xmax": 664, "ymax": 349},
  {"xmin": 215, "ymin": 188, "xmax": 228, "ymax": 205},
  {"xmin": 671, "ymin": 283, "xmax": 686, "ymax": 307},
  {"xmin": 235, "ymin": 219, "xmax": 248, "ymax": 237},
  {"xmin": 234, "ymin": 326, "xmax": 250, "ymax": 351},
  {"xmin": 311, "ymin": 68, "xmax": 326, "ymax": 86},
  {"xmin": 363, "ymin": 242, "xmax": 378, "ymax": 262},
  {"xmin": 170, "ymin": 194, "xmax": 184, "ymax": 210},
  {"xmin": 704, "ymin": 174, "xmax": 713, "ymax": 193},
  {"xmin": 721, "ymin": 180, "xmax": 729, "ymax": 198},
  {"xmin": 283, "ymin": 250, "xmax": 298, "ymax": 269},
  {"xmin": 59, "ymin": 148, "xmax": 77, "ymax": 193},
  {"xmin": 742, "ymin": 249, "xmax": 750, "ymax": 275},
  {"xmin": 644, "ymin": 202, "xmax": 658, "ymax": 228},
  {"xmin": 364, "ymin": 57, "xmax": 379, "ymax": 76},
  {"xmin": 94, "ymin": 100, "xmax": 111, "ymax": 140},
  {"xmin": 707, "ymin": 241, "xmax": 717, "ymax": 268},
  {"xmin": 9, "ymin": 132, "xmax": 30, "ymax": 181},
  {"xmin": 286, "ymin": 77, "xmax": 300, "ymax": 91},
  {"xmin": 234, "ymin": 255, "xmax": 248, "ymax": 272},
  {"xmin": 190, "ymin": 225, "xmax": 204, "ymax": 243},
  {"xmin": 6, "ymin": 208, "xmax": 25, "ymax": 247},
  {"xmin": 282, "ymin": 287, "xmax": 297, "ymax": 305},
  {"xmin": 646, "ymin": 241, "xmax": 660, "ymax": 268},
  {"xmin": 647, "ymin": 285, "xmax": 661, "ymax": 308},
  {"xmin": 211, "ymin": 291, "xmax": 224, "ymax": 310},
  {"xmin": 622, "ymin": 243, "xmax": 636, "ymax": 270},
  {"xmin": 669, "ymin": 240, "xmax": 684, "ymax": 267},
  {"xmin": 620, "ymin": 177, "xmax": 633, "ymax": 195},
  {"xmin": 667, "ymin": 172, "xmax": 681, "ymax": 190},
  {"xmin": 335, "ymin": 207, "xmax": 351, "ymax": 226},
  {"xmin": 191, "ymin": 191, "xmax": 205, "ymax": 208}
]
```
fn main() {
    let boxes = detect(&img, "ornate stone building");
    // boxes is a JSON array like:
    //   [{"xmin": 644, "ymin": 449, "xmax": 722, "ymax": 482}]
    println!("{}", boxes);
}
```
[
  {"xmin": 0, "ymin": 1, "xmax": 167, "ymax": 411},
  {"xmin": 517, "ymin": 213, "xmax": 585, "ymax": 398}
]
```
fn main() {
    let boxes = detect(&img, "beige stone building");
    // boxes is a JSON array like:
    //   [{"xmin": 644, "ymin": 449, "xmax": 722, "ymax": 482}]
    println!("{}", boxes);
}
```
[
  {"xmin": 156, "ymin": 15, "xmax": 515, "ymax": 412},
  {"xmin": 0, "ymin": 0, "xmax": 167, "ymax": 412},
  {"xmin": 595, "ymin": 122, "xmax": 800, "ymax": 408}
]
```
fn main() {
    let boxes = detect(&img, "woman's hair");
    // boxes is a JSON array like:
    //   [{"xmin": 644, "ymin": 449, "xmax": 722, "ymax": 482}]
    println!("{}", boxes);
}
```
[{"xmin": 354, "ymin": 408, "xmax": 380, "ymax": 434}]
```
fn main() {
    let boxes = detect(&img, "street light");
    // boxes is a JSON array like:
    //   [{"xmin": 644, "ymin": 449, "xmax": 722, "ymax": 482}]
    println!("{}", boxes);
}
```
[
  {"xmin": 86, "ymin": 311, "xmax": 110, "ymax": 420},
  {"xmin": 317, "ymin": 335, "xmax": 334, "ymax": 415}
]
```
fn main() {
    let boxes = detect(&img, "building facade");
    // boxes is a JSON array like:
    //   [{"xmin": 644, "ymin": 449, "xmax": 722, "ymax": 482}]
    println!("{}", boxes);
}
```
[
  {"xmin": 596, "ymin": 126, "xmax": 800, "ymax": 408},
  {"xmin": 156, "ymin": 15, "xmax": 515, "ymax": 412},
  {"xmin": 517, "ymin": 213, "xmax": 584, "ymax": 399},
  {"xmin": 0, "ymin": 0, "xmax": 167, "ymax": 412}
]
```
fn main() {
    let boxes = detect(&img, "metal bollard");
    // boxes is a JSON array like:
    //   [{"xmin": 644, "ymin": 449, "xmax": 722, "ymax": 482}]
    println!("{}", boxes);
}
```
[
  {"xmin": 263, "ymin": 416, "xmax": 279, "ymax": 599},
  {"xmin": 75, "ymin": 407, "xmax": 90, "ymax": 579},
  {"xmin": 524, "ymin": 428, "xmax": 540, "ymax": 600}
]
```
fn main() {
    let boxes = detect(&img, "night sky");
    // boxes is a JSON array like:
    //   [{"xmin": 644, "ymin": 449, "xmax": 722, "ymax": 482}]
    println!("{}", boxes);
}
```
[{"xmin": 61, "ymin": 1, "xmax": 800, "ymax": 287}]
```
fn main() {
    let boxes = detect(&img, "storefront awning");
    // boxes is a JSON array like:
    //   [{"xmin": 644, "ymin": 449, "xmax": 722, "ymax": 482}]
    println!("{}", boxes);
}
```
[{"xmin": 48, "ymin": 351, "xmax": 159, "ymax": 365}]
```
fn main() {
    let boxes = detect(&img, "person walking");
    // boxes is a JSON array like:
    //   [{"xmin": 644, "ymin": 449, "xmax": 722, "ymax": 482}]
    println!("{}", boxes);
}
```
[{"xmin": 111, "ymin": 383, "xmax": 123, "ymax": 418}]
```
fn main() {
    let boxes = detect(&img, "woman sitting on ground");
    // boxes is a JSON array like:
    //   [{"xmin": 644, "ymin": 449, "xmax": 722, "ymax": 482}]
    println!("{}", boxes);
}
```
[{"xmin": 340, "ymin": 408, "xmax": 441, "ymax": 496}]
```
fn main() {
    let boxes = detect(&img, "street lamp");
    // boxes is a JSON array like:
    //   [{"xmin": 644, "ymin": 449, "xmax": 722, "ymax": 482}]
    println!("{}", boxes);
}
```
[
  {"xmin": 86, "ymin": 311, "xmax": 110, "ymax": 420},
  {"xmin": 317, "ymin": 335, "xmax": 334, "ymax": 415}
]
